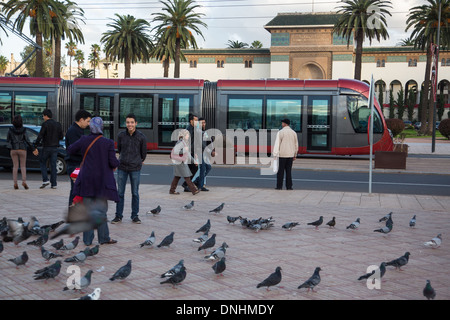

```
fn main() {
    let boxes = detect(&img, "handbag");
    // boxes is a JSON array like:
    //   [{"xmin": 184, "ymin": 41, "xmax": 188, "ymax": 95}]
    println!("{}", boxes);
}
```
[
  {"xmin": 70, "ymin": 135, "xmax": 102, "ymax": 182},
  {"xmin": 170, "ymin": 141, "xmax": 188, "ymax": 163}
]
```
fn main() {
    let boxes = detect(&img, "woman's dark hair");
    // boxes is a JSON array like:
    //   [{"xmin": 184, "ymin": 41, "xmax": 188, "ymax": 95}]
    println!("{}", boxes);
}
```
[{"xmin": 12, "ymin": 115, "xmax": 23, "ymax": 129}]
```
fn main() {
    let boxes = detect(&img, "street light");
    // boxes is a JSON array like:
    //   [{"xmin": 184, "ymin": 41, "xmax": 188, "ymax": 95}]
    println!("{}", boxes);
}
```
[{"xmin": 432, "ymin": 0, "xmax": 442, "ymax": 153}]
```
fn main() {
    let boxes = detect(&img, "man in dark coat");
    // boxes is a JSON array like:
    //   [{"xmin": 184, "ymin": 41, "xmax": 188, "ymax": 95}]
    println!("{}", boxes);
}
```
[{"xmin": 67, "ymin": 117, "xmax": 119, "ymax": 246}]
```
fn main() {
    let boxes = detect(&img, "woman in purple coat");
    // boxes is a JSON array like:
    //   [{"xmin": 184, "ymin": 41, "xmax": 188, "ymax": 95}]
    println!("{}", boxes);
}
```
[{"xmin": 67, "ymin": 117, "xmax": 119, "ymax": 246}]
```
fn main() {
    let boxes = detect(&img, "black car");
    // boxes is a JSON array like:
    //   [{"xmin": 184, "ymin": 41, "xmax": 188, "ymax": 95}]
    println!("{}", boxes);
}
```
[{"xmin": 0, "ymin": 124, "xmax": 67, "ymax": 175}]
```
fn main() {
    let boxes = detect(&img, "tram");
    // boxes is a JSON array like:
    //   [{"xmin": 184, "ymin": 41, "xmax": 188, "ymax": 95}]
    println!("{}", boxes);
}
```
[{"xmin": 0, "ymin": 77, "xmax": 393, "ymax": 155}]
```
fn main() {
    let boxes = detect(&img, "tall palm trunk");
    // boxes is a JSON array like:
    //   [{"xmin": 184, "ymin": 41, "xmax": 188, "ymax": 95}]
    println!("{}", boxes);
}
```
[
  {"xmin": 54, "ymin": 37, "xmax": 61, "ymax": 78},
  {"xmin": 354, "ymin": 29, "xmax": 364, "ymax": 81},
  {"xmin": 174, "ymin": 37, "xmax": 181, "ymax": 78},
  {"xmin": 163, "ymin": 58, "xmax": 169, "ymax": 77},
  {"xmin": 35, "ymin": 31, "xmax": 44, "ymax": 77},
  {"xmin": 420, "ymin": 46, "xmax": 433, "ymax": 135},
  {"xmin": 125, "ymin": 54, "xmax": 131, "ymax": 78}
]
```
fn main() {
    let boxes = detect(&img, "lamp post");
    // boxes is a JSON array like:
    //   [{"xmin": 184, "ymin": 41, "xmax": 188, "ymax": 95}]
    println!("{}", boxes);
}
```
[{"xmin": 432, "ymin": 0, "xmax": 441, "ymax": 153}]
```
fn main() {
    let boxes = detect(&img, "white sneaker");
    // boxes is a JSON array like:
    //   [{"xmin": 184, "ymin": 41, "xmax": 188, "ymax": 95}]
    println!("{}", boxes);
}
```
[{"xmin": 39, "ymin": 181, "xmax": 50, "ymax": 189}]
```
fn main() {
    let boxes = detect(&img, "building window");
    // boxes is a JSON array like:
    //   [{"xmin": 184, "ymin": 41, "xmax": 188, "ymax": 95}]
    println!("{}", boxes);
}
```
[
  {"xmin": 244, "ymin": 60, "xmax": 253, "ymax": 68},
  {"xmin": 408, "ymin": 59, "xmax": 417, "ymax": 67},
  {"xmin": 443, "ymin": 58, "xmax": 450, "ymax": 67},
  {"xmin": 217, "ymin": 60, "xmax": 224, "ymax": 68},
  {"xmin": 377, "ymin": 59, "xmax": 385, "ymax": 68},
  {"xmin": 189, "ymin": 60, "xmax": 197, "ymax": 68}
]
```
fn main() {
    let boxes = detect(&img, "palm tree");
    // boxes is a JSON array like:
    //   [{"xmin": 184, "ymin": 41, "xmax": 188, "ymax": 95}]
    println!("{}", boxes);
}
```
[
  {"xmin": 74, "ymin": 49, "xmax": 84, "ymax": 70},
  {"xmin": 0, "ymin": 11, "xmax": 8, "ymax": 45},
  {"xmin": 152, "ymin": 0, "xmax": 207, "ymax": 78},
  {"xmin": 2, "ymin": 0, "xmax": 60, "ymax": 77},
  {"xmin": 151, "ymin": 35, "xmax": 175, "ymax": 78},
  {"xmin": 101, "ymin": 14, "xmax": 153, "ymax": 79},
  {"xmin": 77, "ymin": 67, "xmax": 94, "ymax": 78},
  {"xmin": 406, "ymin": 0, "xmax": 450, "ymax": 135},
  {"xmin": 333, "ymin": 0, "xmax": 393, "ymax": 80},
  {"xmin": 227, "ymin": 40, "xmax": 248, "ymax": 48},
  {"xmin": 65, "ymin": 40, "xmax": 76, "ymax": 79},
  {"xmin": 49, "ymin": 0, "xmax": 85, "ymax": 78},
  {"xmin": 88, "ymin": 43, "xmax": 101, "ymax": 78},
  {"xmin": 0, "ymin": 55, "xmax": 9, "ymax": 75},
  {"xmin": 250, "ymin": 40, "xmax": 263, "ymax": 49},
  {"xmin": 397, "ymin": 35, "xmax": 415, "ymax": 46}
]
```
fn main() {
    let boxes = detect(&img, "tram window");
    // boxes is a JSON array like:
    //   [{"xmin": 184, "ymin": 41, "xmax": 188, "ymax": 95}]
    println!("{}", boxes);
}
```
[
  {"xmin": 347, "ymin": 95, "xmax": 383, "ymax": 133},
  {"xmin": 0, "ymin": 92, "xmax": 12, "ymax": 124},
  {"xmin": 227, "ymin": 95, "xmax": 263, "ymax": 130},
  {"xmin": 14, "ymin": 92, "xmax": 48, "ymax": 126},
  {"xmin": 266, "ymin": 96, "xmax": 302, "ymax": 132},
  {"xmin": 119, "ymin": 94, "xmax": 153, "ymax": 128}
]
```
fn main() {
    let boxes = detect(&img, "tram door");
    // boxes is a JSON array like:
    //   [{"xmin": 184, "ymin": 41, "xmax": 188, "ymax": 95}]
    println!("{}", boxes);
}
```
[
  {"xmin": 158, "ymin": 94, "xmax": 193, "ymax": 147},
  {"xmin": 306, "ymin": 95, "xmax": 331, "ymax": 151},
  {"xmin": 80, "ymin": 93, "xmax": 114, "ymax": 139}
]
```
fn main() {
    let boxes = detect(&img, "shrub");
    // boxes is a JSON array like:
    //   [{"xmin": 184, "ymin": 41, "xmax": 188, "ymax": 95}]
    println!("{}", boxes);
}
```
[
  {"xmin": 385, "ymin": 118, "xmax": 405, "ymax": 137},
  {"xmin": 438, "ymin": 119, "xmax": 450, "ymax": 140}
]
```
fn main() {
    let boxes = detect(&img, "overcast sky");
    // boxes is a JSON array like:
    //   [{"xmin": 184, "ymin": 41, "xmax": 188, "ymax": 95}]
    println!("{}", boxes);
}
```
[{"xmin": 0, "ymin": 0, "xmax": 425, "ymax": 66}]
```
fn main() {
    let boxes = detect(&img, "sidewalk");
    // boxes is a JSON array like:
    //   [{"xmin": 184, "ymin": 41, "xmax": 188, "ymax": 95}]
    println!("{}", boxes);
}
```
[{"xmin": 0, "ymin": 170, "xmax": 449, "ymax": 300}]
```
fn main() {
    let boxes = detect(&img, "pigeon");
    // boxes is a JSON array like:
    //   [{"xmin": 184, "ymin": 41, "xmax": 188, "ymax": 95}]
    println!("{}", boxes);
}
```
[
  {"xmin": 40, "ymin": 246, "xmax": 63, "ymax": 262},
  {"xmin": 198, "ymin": 233, "xmax": 216, "ymax": 252},
  {"xmin": 409, "ymin": 215, "xmax": 416, "ymax": 228},
  {"xmin": 204, "ymin": 242, "xmax": 229, "ymax": 260},
  {"xmin": 160, "ymin": 266, "xmax": 187, "ymax": 288},
  {"xmin": 50, "ymin": 239, "xmax": 64, "ymax": 250},
  {"xmin": 373, "ymin": 223, "xmax": 393, "ymax": 234},
  {"xmin": 196, "ymin": 219, "xmax": 211, "ymax": 233},
  {"xmin": 64, "ymin": 270, "xmax": 93, "ymax": 291},
  {"xmin": 110, "ymin": 260, "xmax": 132, "ymax": 281},
  {"xmin": 212, "ymin": 257, "xmax": 226, "ymax": 276},
  {"xmin": 40, "ymin": 220, "xmax": 65, "ymax": 233},
  {"xmin": 161, "ymin": 259, "xmax": 185, "ymax": 278},
  {"xmin": 282, "ymin": 222, "xmax": 299, "ymax": 231},
  {"xmin": 85, "ymin": 245, "xmax": 100, "ymax": 257},
  {"xmin": 182, "ymin": 201, "xmax": 195, "ymax": 210},
  {"xmin": 0, "ymin": 240, "xmax": 3, "ymax": 254},
  {"xmin": 140, "ymin": 231, "xmax": 156, "ymax": 248},
  {"xmin": 147, "ymin": 205, "xmax": 161, "ymax": 215},
  {"xmin": 257, "ymin": 266, "xmax": 282, "ymax": 291},
  {"xmin": 76, "ymin": 288, "xmax": 101, "ymax": 300},
  {"xmin": 307, "ymin": 216, "xmax": 323, "ymax": 230},
  {"xmin": 27, "ymin": 227, "xmax": 50, "ymax": 247},
  {"xmin": 3, "ymin": 218, "xmax": 32, "ymax": 245},
  {"xmin": 298, "ymin": 267, "xmax": 322, "ymax": 292},
  {"xmin": 209, "ymin": 203, "xmax": 225, "ymax": 214},
  {"xmin": 423, "ymin": 280, "xmax": 436, "ymax": 300},
  {"xmin": 8, "ymin": 251, "xmax": 29, "ymax": 268},
  {"xmin": 64, "ymin": 250, "xmax": 87, "ymax": 263},
  {"xmin": 157, "ymin": 232, "xmax": 174, "ymax": 248},
  {"xmin": 379, "ymin": 212, "xmax": 392, "ymax": 223},
  {"xmin": 386, "ymin": 252, "xmax": 410, "ymax": 271},
  {"xmin": 357, "ymin": 262, "xmax": 386, "ymax": 281},
  {"xmin": 326, "ymin": 217, "xmax": 336, "ymax": 228},
  {"xmin": 227, "ymin": 216, "xmax": 240, "ymax": 224},
  {"xmin": 424, "ymin": 234, "xmax": 442, "ymax": 249},
  {"xmin": 60, "ymin": 236, "xmax": 80, "ymax": 251},
  {"xmin": 28, "ymin": 216, "xmax": 42, "ymax": 235},
  {"xmin": 33, "ymin": 260, "xmax": 62, "ymax": 281},
  {"xmin": 50, "ymin": 203, "xmax": 107, "ymax": 239},
  {"xmin": 193, "ymin": 231, "xmax": 209, "ymax": 244},
  {"xmin": 346, "ymin": 218, "xmax": 360, "ymax": 230}
]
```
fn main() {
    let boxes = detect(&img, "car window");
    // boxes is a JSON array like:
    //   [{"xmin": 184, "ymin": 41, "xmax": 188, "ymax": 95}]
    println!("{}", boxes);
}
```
[
  {"xmin": 0, "ymin": 127, "xmax": 8, "ymax": 140},
  {"xmin": 25, "ymin": 129, "xmax": 38, "ymax": 143}
]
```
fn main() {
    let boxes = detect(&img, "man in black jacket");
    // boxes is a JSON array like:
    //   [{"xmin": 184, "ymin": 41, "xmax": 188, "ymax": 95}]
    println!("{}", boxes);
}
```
[
  {"xmin": 65, "ymin": 109, "xmax": 92, "ymax": 205},
  {"xmin": 112, "ymin": 113, "xmax": 147, "ymax": 224},
  {"xmin": 33, "ymin": 109, "xmax": 63, "ymax": 189}
]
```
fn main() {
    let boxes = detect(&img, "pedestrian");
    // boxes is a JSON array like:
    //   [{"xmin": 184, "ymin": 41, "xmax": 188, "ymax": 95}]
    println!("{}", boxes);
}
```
[
  {"xmin": 33, "ymin": 109, "xmax": 63, "ymax": 189},
  {"xmin": 112, "ymin": 113, "xmax": 147, "ymax": 224},
  {"xmin": 169, "ymin": 129, "xmax": 200, "ymax": 195},
  {"xmin": 65, "ymin": 109, "xmax": 92, "ymax": 206},
  {"xmin": 67, "ymin": 116, "xmax": 119, "ymax": 246},
  {"xmin": 6, "ymin": 115, "xmax": 36, "ymax": 190},
  {"xmin": 182, "ymin": 113, "xmax": 200, "ymax": 192},
  {"xmin": 192, "ymin": 117, "xmax": 213, "ymax": 191},
  {"xmin": 272, "ymin": 118, "xmax": 298, "ymax": 190}
]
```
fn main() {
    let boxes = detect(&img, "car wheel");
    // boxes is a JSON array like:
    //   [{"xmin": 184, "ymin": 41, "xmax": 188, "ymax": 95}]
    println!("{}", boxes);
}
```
[{"xmin": 56, "ymin": 157, "xmax": 66, "ymax": 175}]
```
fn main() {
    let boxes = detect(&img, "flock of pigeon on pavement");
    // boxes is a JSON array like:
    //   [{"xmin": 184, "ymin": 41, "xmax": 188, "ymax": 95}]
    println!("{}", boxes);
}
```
[{"xmin": 0, "ymin": 199, "xmax": 443, "ymax": 300}]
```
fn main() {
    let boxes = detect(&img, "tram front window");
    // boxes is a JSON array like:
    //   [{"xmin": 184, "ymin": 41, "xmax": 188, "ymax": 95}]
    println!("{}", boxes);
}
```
[{"xmin": 347, "ymin": 95, "xmax": 383, "ymax": 133}]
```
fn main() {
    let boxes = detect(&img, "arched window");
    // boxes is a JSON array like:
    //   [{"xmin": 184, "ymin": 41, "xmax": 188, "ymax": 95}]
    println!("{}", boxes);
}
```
[
  {"xmin": 381, "ymin": 59, "xmax": 385, "ymax": 67},
  {"xmin": 220, "ymin": 60, "xmax": 224, "ymax": 68},
  {"xmin": 377, "ymin": 59, "xmax": 381, "ymax": 67},
  {"xmin": 245, "ymin": 61, "xmax": 249, "ymax": 68},
  {"xmin": 442, "ymin": 58, "xmax": 447, "ymax": 66}
]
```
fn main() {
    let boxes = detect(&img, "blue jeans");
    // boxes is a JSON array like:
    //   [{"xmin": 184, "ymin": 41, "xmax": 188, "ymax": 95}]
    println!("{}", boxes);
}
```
[
  {"xmin": 67, "ymin": 163, "xmax": 78, "ymax": 206},
  {"xmin": 194, "ymin": 157, "xmax": 212, "ymax": 189},
  {"xmin": 82, "ymin": 197, "xmax": 110, "ymax": 245},
  {"xmin": 115, "ymin": 169, "xmax": 141, "ymax": 219},
  {"xmin": 39, "ymin": 147, "xmax": 58, "ymax": 187}
]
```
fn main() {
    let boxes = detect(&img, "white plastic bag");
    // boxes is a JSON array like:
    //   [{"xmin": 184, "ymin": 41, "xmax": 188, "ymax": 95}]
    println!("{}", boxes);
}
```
[{"xmin": 272, "ymin": 158, "xmax": 279, "ymax": 173}]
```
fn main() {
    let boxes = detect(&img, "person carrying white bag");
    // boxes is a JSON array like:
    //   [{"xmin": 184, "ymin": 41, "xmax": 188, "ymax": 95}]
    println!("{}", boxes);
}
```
[{"xmin": 272, "ymin": 119, "xmax": 298, "ymax": 190}]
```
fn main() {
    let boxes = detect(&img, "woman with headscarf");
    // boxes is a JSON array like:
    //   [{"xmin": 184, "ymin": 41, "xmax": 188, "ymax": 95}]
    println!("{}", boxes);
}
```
[
  {"xmin": 169, "ymin": 129, "xmax": 199, "ymax": 195},
  {"xmin": 67, "ymin": 116, "xmax": 119, "ymax": 245}
]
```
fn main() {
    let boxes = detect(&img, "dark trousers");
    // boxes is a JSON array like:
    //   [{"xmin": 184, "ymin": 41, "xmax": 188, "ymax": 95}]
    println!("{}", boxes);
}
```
[
  {"xmin": 39, "ymin": 146, "xmax": 58, "ymax": 187},
  {"xmin": 276, "ymin": 157, "xmax": 294, "ymax": 190},
  {"xmin": 67, "ymin": 163, "xmax": 78, "ymax": 206}
]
